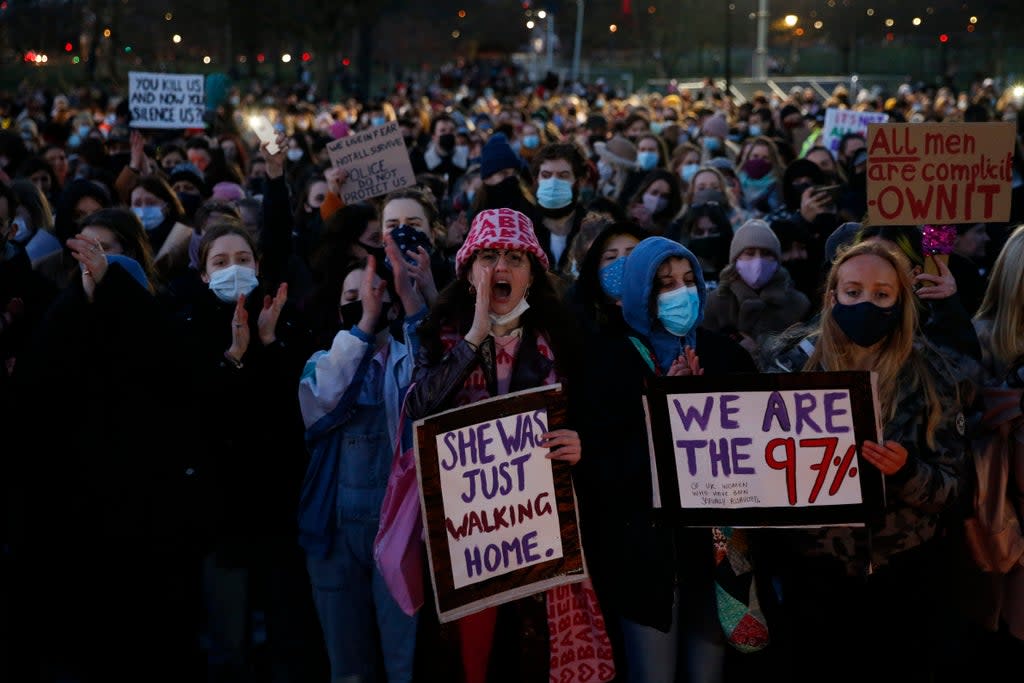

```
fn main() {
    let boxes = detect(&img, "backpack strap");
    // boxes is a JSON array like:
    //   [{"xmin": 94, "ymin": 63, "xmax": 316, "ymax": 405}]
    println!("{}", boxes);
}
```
[{"xmin": 628, "ymin": 336, "xmax": 660, "ymax": 376}]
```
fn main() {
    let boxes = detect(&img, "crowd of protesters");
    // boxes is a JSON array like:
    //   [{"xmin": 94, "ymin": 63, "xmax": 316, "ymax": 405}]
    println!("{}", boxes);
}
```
[{"xmin": 1, "ymin": 65, "xmax": 1024, "ymax": 682}]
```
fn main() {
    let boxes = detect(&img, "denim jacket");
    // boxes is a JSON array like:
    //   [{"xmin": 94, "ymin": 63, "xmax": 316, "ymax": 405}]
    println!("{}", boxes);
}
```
[{"xmin": 296, "ymin": 308, "xmax": 426, "ymax": 558}]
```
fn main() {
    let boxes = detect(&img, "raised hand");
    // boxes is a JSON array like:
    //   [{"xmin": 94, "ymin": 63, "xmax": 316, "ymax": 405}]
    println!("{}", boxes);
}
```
[
  {"xmin": 464, "ymin": 263, "xmax": 493, "ymax": 349},
  {"xmin": 384, "ymin": 234, "xmax": 425, "ymax": 315},
  {"xmin": 227, "ymin": 294, "xmax": 250, "ymax": 363},
  {"xmin": 914, "ymin": 254, "xmax": 957, "ymax": 300},
  {"xmin": 667, "ymin": 345, "xmax": 704, "ymax": 376},
  {"xmin": 262, "ymin": 132, "xmax": 288, "ymax": 179},
  {"xmin": 68, "ymin": 233, "xmax": 108, "ymax": 301},
  {"xmin": 258, "ymin": 282, "xmax": 288, "ymax": 345},
  {"xmin": 356, "ymin": 254, "xmax": 389, "ymax": 337}
]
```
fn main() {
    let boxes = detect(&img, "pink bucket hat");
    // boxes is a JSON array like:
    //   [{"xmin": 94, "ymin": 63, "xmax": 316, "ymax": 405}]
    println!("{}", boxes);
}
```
[{"xmin": 455, "ymin": 208, "xmax": 549, "ymax": 272}]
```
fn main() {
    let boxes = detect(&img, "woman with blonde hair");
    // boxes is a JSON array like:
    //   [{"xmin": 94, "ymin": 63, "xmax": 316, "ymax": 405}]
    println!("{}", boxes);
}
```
[
  {"xmin": 734, "ymin": 136, "xmax": 785, "ymax": 216},
  {"xmin": 761, "ymin": 239, "xmax": 977, "ymax": 682}
]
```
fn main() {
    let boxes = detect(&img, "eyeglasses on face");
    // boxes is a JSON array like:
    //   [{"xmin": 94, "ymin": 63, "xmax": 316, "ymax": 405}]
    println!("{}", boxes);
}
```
[{"xmin": 476, "ymin": 249, "xmax": 529, "ymax": 268}]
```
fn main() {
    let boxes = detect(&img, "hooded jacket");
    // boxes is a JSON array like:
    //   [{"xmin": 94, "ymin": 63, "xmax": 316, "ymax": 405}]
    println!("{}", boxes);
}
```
[{"xmin": 621, "ymin": 236, "xmax": 706, "ymax": 373}]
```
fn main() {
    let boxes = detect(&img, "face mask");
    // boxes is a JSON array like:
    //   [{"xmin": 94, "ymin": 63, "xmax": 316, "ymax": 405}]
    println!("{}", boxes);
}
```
[
  {"xmin": 599, "ymin": 256, "xmax": 627, "ymax": 300},
  {"xmin": 637, "ymin": 151, "xmax": 659, "ymax": 171},
  {"xmin": 455, "ymin": 144, "xmax": 470, "ymax": 157},
  {"xmin": 286, "ymin": 148, "xmax": 304, "ymax": 162},
  {"xmin": 208, "ymin": 264, "xmax": 259, "ymax": 303},
  {"xmin": 642, "ymin": 193, "xmax": 669, "ymax": 215},
  {"xmin": 486, "ymin": 176, "xmax": 523, "ymax": 208},
  {"xmin": 489, "ymin": 296, "xmax": 530, "ymax": 327},
  {"xmin": 657, "ymin": 285, "xmax": 700, "ymax": 337},
  {"xmin": 832, "ymin": 300, "xmax": 902, "ymax": 348},
  {"xmin": 177, "ymin": 192, "xmax": 202, "ymax": 219},
  {"xmin": 743, "ymin": 157, "xmax": 773, "ymax": 180},
  {"xmin": 703, "ymin": 137, "xmax": 722, "ymax": 153},
  {"xmin": 438, "ymin": 133, "xmax": 456, "ymax": 152},
  {"xmin": 595, "ymin": 99, "xmax": 606, "ymax": 109},
  {"xmin": 371, "ymin": 116, "xmax": 387, "ymax": 127},
  {"xmin": 650, "ymin": 121, "xmax": 665, "ymax": 135},
  {"xmin": 133, "ymin": 205, "xmax": 165, "ymax": 231},
  {"xmin": 734, "ymin": 256, "xmax": 779, "ymax": 290},
  {"xmin": 78, "ymin": 125, "xmax": 91, "ymax": 138},
  {"xmin": 748, "ymin": 124, "xmax": 762, "ymax": 137},
  {"xmin": 522, "ymin": 134, "xmax": 540, "ymax": 149},
  {"xmin": 536, "ymin": 178, "xmax": 574, "ymax": 209},
  {"xmin": 687, "ymin": 125, "xmax": 700, "ymax": 139},
  {"xmin": 385, "ymin": 224, "xmax": 433, "ymax": 271},
  {"xmin": 597, "ymin": 161, "xmax": 614, "ymax": 182},
  {"xmin": 687, "ymin": 235, "xmax": 723, "ymax": 263},
  {"xmin": 12, "ymin": 216, "xmax": 32, "ymax": 244},
  {"xmin": 339, "ymin": 299, "xmax": 391, "ymax": 333},
  {"xmin": 465, "ymin": 189, "xmax": 476, "ymax": 204},
  {"xmin": 680, "ymin": 163, "xmax": 700, "ymax": 183}
]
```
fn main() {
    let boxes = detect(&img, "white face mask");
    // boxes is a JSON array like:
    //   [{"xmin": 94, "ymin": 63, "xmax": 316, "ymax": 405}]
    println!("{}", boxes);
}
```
[
  {"xmin": 643, "ymin": 192, "xmax": 669, "ymax": 215},
  {"xmin": 489, "ymin": 297, "xmax": 530, "ymax": 328},
  {"xmin": 207, "ymin": 264, "xmax": 259, "ymax": 303},
  {"xmin": 286, "ymin": 148, "xmax": 304, "ymax": 162}
]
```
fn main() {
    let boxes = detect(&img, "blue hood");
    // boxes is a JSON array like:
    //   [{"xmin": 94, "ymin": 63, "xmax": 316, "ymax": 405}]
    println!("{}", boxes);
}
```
[{"xmin": 621, "ymin": 236, "xmax": 707, "ymax": 372}]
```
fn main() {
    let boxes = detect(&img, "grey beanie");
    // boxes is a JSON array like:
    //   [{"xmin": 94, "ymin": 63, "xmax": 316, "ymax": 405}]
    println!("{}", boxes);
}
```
[{"xmin": 729, "ymin": 219, "xmax": 781, "ymax": 262}]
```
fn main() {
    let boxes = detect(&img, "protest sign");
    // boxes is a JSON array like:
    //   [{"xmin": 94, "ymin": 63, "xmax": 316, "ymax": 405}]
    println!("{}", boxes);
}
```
[
  {"xmin": 128, "ymin": 72, "xmax": 205, "ymax": 129},
  {"xmin": 325, "ymin": 121, "xmax": 416, "ymax": 204},
  {"xmin": 821, "ymin": 108, "xmax": 888, "ymax": 156},
  {"xmin": 644, "ymin": 372, "xmax": 884, "ymax": 527},
  {"xmin": 866, "ymin": 121, "xmax": 1016, "ymax": 225},
  {"xmin": 414, "ymin": 384, "xmax": 586, "ymax": 622}
]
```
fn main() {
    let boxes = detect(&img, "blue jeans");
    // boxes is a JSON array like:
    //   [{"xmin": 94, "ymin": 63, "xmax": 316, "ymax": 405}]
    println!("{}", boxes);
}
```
[
  {"xmin": 306, "ymin": 521, "xmax": 417, "ymax": 683},
  {"xmin": 618, "ymin": 584, "xmax": 725, "ymax": 683}
]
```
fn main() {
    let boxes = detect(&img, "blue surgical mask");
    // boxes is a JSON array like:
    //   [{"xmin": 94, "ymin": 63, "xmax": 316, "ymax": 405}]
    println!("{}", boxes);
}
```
[
  {"xmin": 703, "ymin": 137, "xmax": 722, "ymax": 153},
  {"xmin": 371, "ymin": 116, "xmax": 387, "ymax": 127},
  {"xmin": 748, "ymin": 124, "xmax": 762, "ymax": 137},
  {"xmin": 536, "ymin": 177, "xmax": 574, "ymax": 209},
  {"xmin": 466, "ymin": 189, "xmax": 476, "ymax": 204},
  {"xmin": 522, "ymin": 134, "xmax": 540, "ymax": 149},
  {"xmin": 599, "ymin": 256, "xmax": 627, "ymax": 300},
  {"xmin": 78, "ymin": 124, "xmax": 91, "ymax": 137},
  {"xmin": 133, "ymin": 205, "xmax": 165, "ymax": 231},
  {"xmin": 650, "ymin": 121, "xmax": 665, "ymax": 135},
  {"xmin": 679, "ymin": 163, "xmax": 700, "ymax": 183},
  {"xmin": 637, "ymin": 151, "xmax": 659, "ymax": 171},
  {"xmin": 11, "ymin": 216, "xmax": 32, "ymax": 243},
  {"xmin": 657, "ymin": 285, "xmax": 700, "ymax": 336},
  {"xmin": 208, "ymin": 264, "xmax": 259, "ymax": 303}
]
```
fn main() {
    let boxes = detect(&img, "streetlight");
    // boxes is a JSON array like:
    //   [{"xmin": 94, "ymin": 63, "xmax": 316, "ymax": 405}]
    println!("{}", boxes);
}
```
[
  {"xmin": 571, "ymin": 0, "xmax": 585, "ymax": 83},
  {"xmin": 172, "ymin": 34, "xmax": 181, "ymax": 44},
  {"xmin": 784, "ymin": 14, "xmax": 798, "ymax": 27}
]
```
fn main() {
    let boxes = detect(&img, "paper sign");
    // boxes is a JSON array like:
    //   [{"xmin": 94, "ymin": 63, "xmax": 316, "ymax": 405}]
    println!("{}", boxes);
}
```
[
  {"xmin": 415, "ymin": 385, "xmax": 586, "ymax": 622},
  {"xmin": 644, "ymin": 372, "xmax": 884, "ymax": 527},
  {"xmin": 325, "ymin": 121, "xmax": 416, "ymax": 204},
  {"xmin": 128, "ymin": 72, "xmax": 205, "ymax": 129},
  {"xmin": 821, "ymin": 108, "xmax": 888, "ymax": 155},
  {"xmin": 866, "ymin": 122, "xmax": 1016, "ymax": 225}
]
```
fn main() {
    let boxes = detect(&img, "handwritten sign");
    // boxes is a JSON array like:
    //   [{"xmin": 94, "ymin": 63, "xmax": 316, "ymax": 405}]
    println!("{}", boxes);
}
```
[
  {"xmin": 866, "ymin": 122, "xmax": 1016, "ymax": 225},
  {"xmin": 644, "ymin": 372, "xmax": 884, "ymax": 527},
  {"xmin": 821, "ymin": 108, "xmax": 888, "ymax": 155},
  {"xmin": 325, "ymin": 121, "xmax": 416, "ymax": 204},
  {"xmin": 415, "ymin": 385, "xmax": 585, "ymax": 622},
  {"xmin": 128, "ymin": 72, "xmax": 205, "ymax": 129}
]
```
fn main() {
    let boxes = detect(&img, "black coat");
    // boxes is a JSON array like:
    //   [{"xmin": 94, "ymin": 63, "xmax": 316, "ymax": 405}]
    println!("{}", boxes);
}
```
[{"xmin": 575, "ymin": 326, "xmax": 756, "ymax": 631}]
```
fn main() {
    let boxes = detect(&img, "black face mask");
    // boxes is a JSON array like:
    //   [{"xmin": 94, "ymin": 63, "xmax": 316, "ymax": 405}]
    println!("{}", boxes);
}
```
[
  {"xmin": 832, "ymin": 300, "xmax": 902, "ymax": 348},
  {"xmin": 177, "ymin": 192, "xmax": 202, "ymax": 220},
  {"xmin": 484, "ymin": 177, "xmax": 523, "ymax": 210},
  {"xmin": 338, "ymin": 299, "xmax": 392, "ymax": 334},
  {"xmin": 438, "ymin": 133, "xmax": 456, "ymax": 152}
]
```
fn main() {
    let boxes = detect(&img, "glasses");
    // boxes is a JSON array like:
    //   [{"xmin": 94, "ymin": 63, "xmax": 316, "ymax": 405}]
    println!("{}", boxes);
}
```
[{"xmin": 476, "ymin": 249, "xmax": 529, "ymax": 268}]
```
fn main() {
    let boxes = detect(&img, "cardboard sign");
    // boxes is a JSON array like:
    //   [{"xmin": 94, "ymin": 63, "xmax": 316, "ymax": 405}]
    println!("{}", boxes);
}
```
[
  {"xmin": 821, "ymin": 108, "xmax": 888, "ymax": 155},
  {"xmin": 644, "ymin": 372, "xmax": 884, "ymax": 527},
  {"xmin": 128, "ymin": 72, "xmax": 205, "ymax": 129},
  {"xmin": 414, "ymin": 385, "xmax": 586, "ymax": 622},
  {"xmin": 325, "ymin": 121, "xmax": 416, "ymax": 204},
  {"xmin": 866, "ymin": 122, "xmax": 1016, "ymax": 225}
]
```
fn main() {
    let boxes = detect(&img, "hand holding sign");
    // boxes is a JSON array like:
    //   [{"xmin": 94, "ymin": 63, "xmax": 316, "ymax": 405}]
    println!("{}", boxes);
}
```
[
  {"xmin": 250, "ymin": 115, "xmax": 279, "ymax": 155},
  {"xmin": 261, "ymin": 132, "xmax": 287, "ymax": 179},
  {"xmin": 543, "ymin": 429, "xmax": 582, "ymax": 465},
  {"xmin": 860, "ymin": 440, "xmax": 908, "ymax": 476}
]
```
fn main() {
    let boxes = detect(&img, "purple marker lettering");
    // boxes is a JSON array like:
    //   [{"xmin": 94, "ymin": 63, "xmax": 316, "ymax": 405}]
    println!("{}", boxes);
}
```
[
  {"xmin": 476, "ymin": 422, "xmax": 495, "ymax": 463},
  {"xmin": 823, "ymin": 392, "xmax": 851, "ymax": 433},
  {"xmin": 673, "ymin": 396, "xmax": 715, "ymax": 431},
  {"xmin": 731, "ymin": 437, "xmax": 755, "ymax": 474},
  {"xmin": 761, "ymin": 391, "xmax": 792, "ymax": 432},
  {"xmin": 676, "ymin": 439, "xmax": 709, "ymax": 475},
  {"xmin": 719, "ymin": 394, "xmax": 741, "ymax": 428},
  {"xmin": 708, "ymin": 437, "xmax": 731, "ymax": 476},
  {"xmin": 793, "ymin": 392, "xmax": 822, "ymax": 434},
  {"xmin": 441, "ymin": 432, "xmax": 459, "ymax": 470}
]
